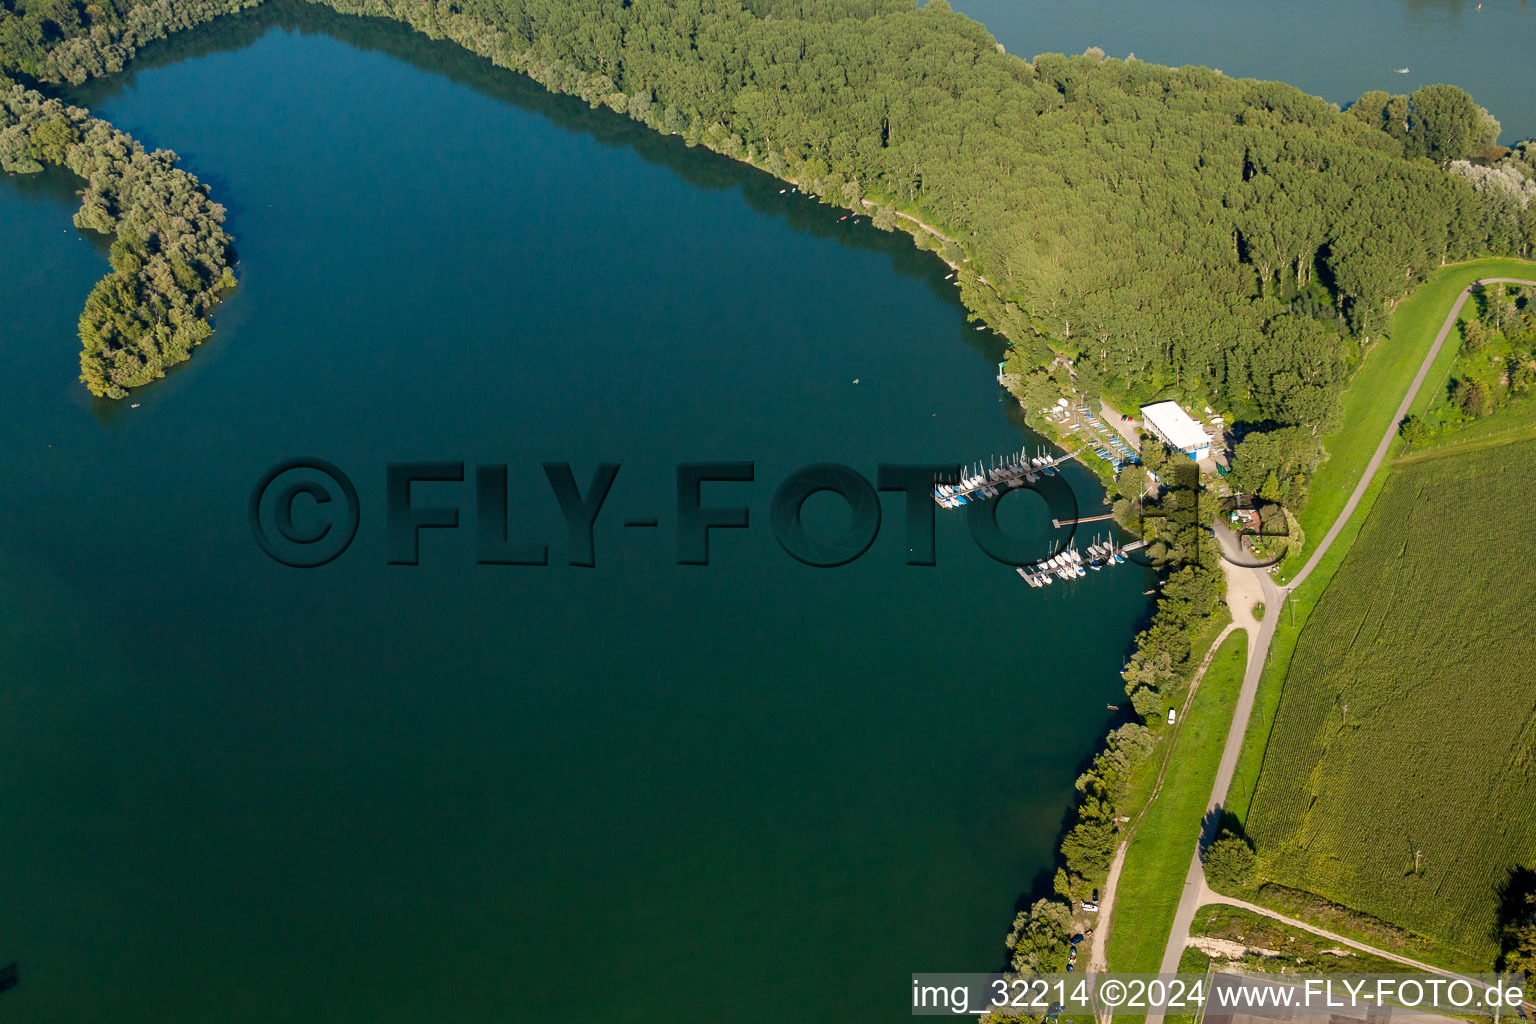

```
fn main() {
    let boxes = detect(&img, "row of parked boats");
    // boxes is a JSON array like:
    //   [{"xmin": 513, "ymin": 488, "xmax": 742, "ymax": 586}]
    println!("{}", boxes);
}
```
[
  {"xmin": 1015, "ymin": 536, "xmax": 1143, "ymax": 587},
  {"xmin": 931, "ymin": 447, "xmax": 1073, "ymax": 508}
]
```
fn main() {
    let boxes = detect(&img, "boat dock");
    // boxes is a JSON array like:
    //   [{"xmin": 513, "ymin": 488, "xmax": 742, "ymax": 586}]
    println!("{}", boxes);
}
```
[
  {"xmin": 932, "ymin": 447, "xmax": 1077, "ymax": 508},
  {"xmin": 1016, "ymin": 536, "xmax": 1148, "ymax": 587},
  {"xmin": 1052, "ymin": 512, "xmax": 1116, "ymax": 528}
]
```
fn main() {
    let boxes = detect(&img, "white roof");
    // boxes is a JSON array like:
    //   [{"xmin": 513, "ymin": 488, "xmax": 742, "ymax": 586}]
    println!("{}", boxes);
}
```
[{"xmin": 1140, "ymin": 401, "xmax": 1211, "ymax": 451}]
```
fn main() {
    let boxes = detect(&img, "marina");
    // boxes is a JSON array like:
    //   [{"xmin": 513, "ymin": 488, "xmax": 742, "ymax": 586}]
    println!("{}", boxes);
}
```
[
  {"xmin": 1016, "ymin": 537, "xmax": 1149, "ymax": 587},
  {"xmin": 931, "ymin": 447, "xmax": 1077, "ymax": 508}
]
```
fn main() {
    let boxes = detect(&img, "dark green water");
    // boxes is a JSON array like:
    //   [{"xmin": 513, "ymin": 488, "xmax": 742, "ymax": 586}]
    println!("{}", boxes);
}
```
[
  {"xmin": 956, "ymin": 0, "xmax": 1536, "ymax": 143},
  {"xmin": 0, "ymin": 5, "xmax": 1153, "ymax": 1020}
]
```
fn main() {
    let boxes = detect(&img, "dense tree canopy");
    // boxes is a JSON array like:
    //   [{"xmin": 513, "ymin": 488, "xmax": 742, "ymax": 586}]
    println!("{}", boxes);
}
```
[
  {"xmin": 5, "ymin": 0, "xmax": 1533, "ymax": 411},
  {"xmin": 0, "ymin": 0, "xmax": 259, "ymax": 83},
  {"xmin": 1, "ymin": 82, "xmax": 235, "ymax": 396},
  {"xmin": 270, "ymin": 0, "xmax": 1528, "ymax": 430},
  {"xmin": 1349, "ymin": 84, "xmax": 1502, "ymax": 166}
]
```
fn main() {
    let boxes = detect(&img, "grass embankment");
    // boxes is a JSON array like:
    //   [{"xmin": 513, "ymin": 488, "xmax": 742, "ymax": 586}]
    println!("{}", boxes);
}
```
[
  {"xmin": 1280, "ymin": 258, "xmax": 1536, "ymax": 583},
  {"xmin": 1116, "ymin": 611, "xmax": 1235, "ymax": 818},
  {"xmin": 1105, "ymin": 630, "xmax": 1248, "ymax": 973},
  {"xmin": 1243, "ymin": 440, "xmax": 1536, "ymax": 970},
  {"xmin": 1223, "ymin": 262, "xmax": 1536, "ymax": 971},
  {"xmin": 1230, "ymin": 262, "xmax": 1536, "ymax": 816}
]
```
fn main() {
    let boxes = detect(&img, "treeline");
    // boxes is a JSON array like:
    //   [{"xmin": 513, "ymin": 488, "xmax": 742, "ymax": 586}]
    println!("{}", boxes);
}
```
[
  {"xmin": 1400, "ymin": 282, "xmax": 1535, "ymax": 443},
  {"xmin": 0, "ymin": 0, "xmax": 260, "ymax": 83},
  {"xmin": 6, "ymin": 0, "xmax": 1535, "ymax": 425},
  {"xmin": 1, "ymin": 82, "xmax": 235, "ymax": 396},
  {"xmin": 1114, "ymin": 461, "xmax": 1225, "ymax": 727},
  {"xmin": 279, "ymin": 0, "xmax": 1534, "ymax": 427},
  {"xmin": 998, "ymin": 721, "xmax": 1152, "ymax": 979},
  {"xmin": 1449, "ymin": 144, "xmax": 1536, "ymax": 261},
  {"xmin": 1010, "ymin": 463, "xmax": 1227, "ymax": 946}
]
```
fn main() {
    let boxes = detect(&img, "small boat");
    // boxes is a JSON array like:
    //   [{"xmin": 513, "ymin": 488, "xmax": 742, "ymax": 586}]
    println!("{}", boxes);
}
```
[
  {"xmin": 839, "ymin": 215, "xmax": 848, "ymax": 221},
  {"xmin": 779, "ymin": 189, "xmax": 786, "ymax": 193},
  {"xmin": 851, "ymin": 378, "xmax": 860, "ymax": 384},
  {"xmin": 130, "ymin": 403, "xmax": 141, "ymax": 408},
  {"xmin": 1395, "ymin": 67, "xmax": 1410, "ymax": 73},
  {"xmin": 975, "ymin": 325, "xmax": 986, "ymax": 331},
  {"xmin": 945, "ymin": 272, "xmax": 954, "ymax": 279}
]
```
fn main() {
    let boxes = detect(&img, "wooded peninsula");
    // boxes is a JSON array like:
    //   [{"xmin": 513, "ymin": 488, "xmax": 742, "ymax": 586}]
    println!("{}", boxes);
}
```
[
  {"xmin": 4, "ymin": 0, "xmax": 1535, "ymax": 417},
  {"xmin": 5, "ymin": 0, "xmax": 1536, "ymax": 980}
]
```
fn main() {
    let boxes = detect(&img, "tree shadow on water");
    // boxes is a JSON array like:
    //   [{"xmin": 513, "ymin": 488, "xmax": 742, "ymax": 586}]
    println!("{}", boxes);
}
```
[{"xmin": 57, "ymin": 0, "xmax": 968, "ymax": 306}]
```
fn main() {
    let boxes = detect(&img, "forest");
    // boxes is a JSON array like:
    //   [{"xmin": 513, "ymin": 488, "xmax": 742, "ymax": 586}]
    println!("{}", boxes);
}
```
[
  {"xmin": 1, "ymin": 83, "xmax": 235, "ymax": 395},
  {"xmin": 4, "ymin": 0, "xmax": 1536, "ymax": 416}
]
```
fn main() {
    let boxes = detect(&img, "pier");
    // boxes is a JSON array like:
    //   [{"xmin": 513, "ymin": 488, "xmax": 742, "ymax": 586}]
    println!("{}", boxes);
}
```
[
  {"xmin": 1015, "ymin": 537, "xmax": 1148, "ymax": 587},
  {"xmin": 932, "ymin": 447, "xmax": 1078, "ymax": 508},
  {"xmin": 1052, "ymin": 513, "xmax": 1116, "ymax": 528}
]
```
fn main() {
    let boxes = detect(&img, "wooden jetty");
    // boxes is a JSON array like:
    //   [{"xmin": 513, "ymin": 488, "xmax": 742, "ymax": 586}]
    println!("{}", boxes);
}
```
[{"xmin": 1052, "ymin": 512, "xmax": 1115, "ymax": 528}]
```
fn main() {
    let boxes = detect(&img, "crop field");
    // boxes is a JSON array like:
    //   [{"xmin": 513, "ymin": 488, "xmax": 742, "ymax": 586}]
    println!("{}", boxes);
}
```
[
  {"xmin": 1282, "ymin": 258, "xmax": 1536, "ymax": 581},
  {"xmin": 1245, "ymin": 439, "xmax": 1536, "ymax": 967}
]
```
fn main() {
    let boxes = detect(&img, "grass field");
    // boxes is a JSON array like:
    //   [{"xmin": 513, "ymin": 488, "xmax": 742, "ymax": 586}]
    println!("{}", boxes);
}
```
[
  {"xmin": 1282, "ymin": 258, "xmax": 1536, "ymax": 582},
  {"xmin": 1405, "ymin": 396, "xmax": 1536, "ymax": 460},
  {"xmin": 1243, "ymin": 440, "xmax": 1536, "ymax": 969},
  {"xmin": 1105, "ymin": 631, "xmax": 1248, "ymax": 972}
]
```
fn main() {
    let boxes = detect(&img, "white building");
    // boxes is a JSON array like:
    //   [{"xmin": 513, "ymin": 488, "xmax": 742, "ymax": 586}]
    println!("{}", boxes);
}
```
[{"xmin": 1139, "ymin": 401, "xmax": 1212, "ymax": 460}]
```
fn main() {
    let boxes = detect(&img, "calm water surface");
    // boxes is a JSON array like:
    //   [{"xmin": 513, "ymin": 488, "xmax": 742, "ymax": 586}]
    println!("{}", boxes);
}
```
[
  {"xmin": 0, "ymin": 5, "xmax": 1151, "ymax": 1020},
  {"xmin": 956, "ymin": 0, "xmax": 1536, "ymax": 142}
]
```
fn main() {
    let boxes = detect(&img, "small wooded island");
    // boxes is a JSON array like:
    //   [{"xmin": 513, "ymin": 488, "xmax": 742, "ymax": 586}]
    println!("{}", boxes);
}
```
[
  {"xmin": 5, "ymin": 0, "xmax": 1536, "ymax": 996},
  {"xmin": 3, "ymin": 0, "xmax": 1534, "ymax": 410}
]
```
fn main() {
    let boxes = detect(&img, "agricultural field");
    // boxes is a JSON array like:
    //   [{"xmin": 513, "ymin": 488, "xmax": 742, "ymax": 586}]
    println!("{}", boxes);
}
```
[
  {"xmin": 1281, "ymin": 259, "xmax": 1536, "ymax": 582},
  {"xmin": 1244, "ymin": 440, "xmax": 1536, "ymax": 968}
]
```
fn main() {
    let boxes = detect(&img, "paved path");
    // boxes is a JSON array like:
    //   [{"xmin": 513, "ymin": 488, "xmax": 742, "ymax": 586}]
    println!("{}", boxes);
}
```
[
  {"xmin": 1142, "ymin": 280, "xmax": 1536, "ymax": 1013},
  {"xmin": 1086, "ymin": 621, "xmax": 1242, "ymax": 975},
  {"xmin": 1289, "ymin": 278, "xmax": 1536, "ymax": 593},
  {"xmin": 1155, "ymin": 528, "xmax": 1281, "ymax": 978}
]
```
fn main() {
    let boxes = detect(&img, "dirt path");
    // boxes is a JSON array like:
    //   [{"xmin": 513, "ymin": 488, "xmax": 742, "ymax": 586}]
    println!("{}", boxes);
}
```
[
  {"xmin": 1155, "ymin": 540, "xmax": 1281, "ymax": 980},
  {"xmin": 1087, "ymin": 620, "xmax": 1241, "ymax": 975},
  {"xmin": 1148, "ymin": 279, "xmax": 1536, "ymax": 1016},
  {"xmin": 1201, "ymin": 882, "xmax": 1484, "ymax": 983}
]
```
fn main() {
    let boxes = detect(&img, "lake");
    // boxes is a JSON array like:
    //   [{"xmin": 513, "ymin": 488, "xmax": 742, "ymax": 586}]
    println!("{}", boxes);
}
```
[
  {"xmin": 955, "ymin": 0, "xmax": 1536, "ymax": 144},
  {"xmin": 0, "ymin": 3, "xmax": 1152, "ymax": 1020}
]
